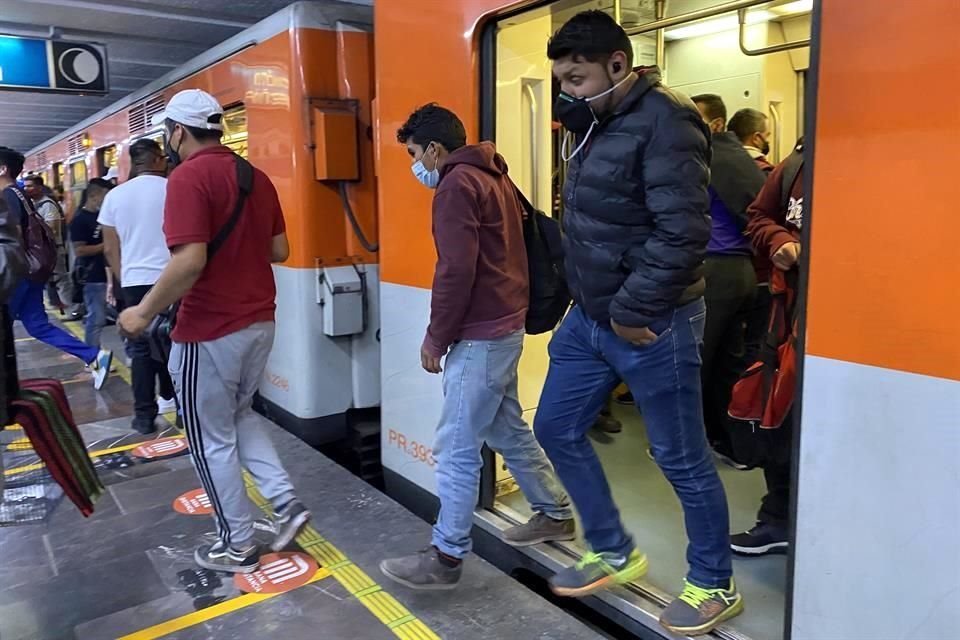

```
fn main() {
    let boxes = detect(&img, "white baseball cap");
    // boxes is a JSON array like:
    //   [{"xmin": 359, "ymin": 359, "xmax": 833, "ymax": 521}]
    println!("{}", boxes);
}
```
[
  {"xmin": 104, "ymin": 166, "xmax": 119, "ymax": 180},
  {"xmin": 152, "ymin": 89, "xmax": 224, "ymax": 131}
]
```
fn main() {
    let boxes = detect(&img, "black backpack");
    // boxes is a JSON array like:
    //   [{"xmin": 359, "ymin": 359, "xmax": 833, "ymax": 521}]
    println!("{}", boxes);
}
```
[{"xmin": 513, "ymin": 186, "xmax": 571, "ymax": 335}]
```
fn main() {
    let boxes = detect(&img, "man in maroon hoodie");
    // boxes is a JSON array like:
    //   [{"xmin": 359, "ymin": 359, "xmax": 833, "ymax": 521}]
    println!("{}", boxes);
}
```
[
  {"xmin": 380, "ymin": 104, "xmax": 574, "ymax": 590},
  {"xmin": 730, "ymin": 138, "xmax": 804, "ymax": 556}
]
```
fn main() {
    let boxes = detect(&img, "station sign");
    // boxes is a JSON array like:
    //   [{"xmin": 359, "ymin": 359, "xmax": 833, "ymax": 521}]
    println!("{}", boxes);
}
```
[{"xmin": 0, "ymin": 35, "xmax": 108, "ymax": 94}]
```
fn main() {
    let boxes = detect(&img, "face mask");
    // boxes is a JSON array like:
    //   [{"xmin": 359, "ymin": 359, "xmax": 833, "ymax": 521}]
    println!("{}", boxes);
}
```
[
  {"xmin": 760, "ymin": 138, "xmax": 771, "ymax": 156},
  {"xmin": 412, "ymin": 145, "xmax": 440, "ymax": 189},
  {"xmin": 555, "ymin": 74, "xmax": 631, "ymax": 161},
  {"xmin": 164, "ymin": 127, "xmax": 182, "ymax": 167}
]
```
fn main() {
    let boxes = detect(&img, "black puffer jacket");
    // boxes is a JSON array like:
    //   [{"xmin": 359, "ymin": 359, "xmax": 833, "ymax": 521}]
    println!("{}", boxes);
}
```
[{"xmin": 562, "ymin": 67, "xmax": 712, "ymax": 329}]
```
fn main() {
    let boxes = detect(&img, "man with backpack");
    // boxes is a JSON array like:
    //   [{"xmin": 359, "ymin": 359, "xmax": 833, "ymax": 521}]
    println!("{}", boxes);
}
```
[
  {"xmin": 379, "ymin": 104, "xmax": 573, "ymax": 591},
  {"xmin": 534, "ymin": 12, "xmax": 740, "ymax": 635},
  {"xmin": 117, "ymin": 89, "xmax": 310, "ymax": 573},
  {"xmin": 0, "ymin": 147, "xmax": 113, "ymax": 390},
  {"xmin": 729, "ymin": 139, "xmax": 804, "ymax": 557},
  {"xmin": 24, "ymin": 175, "xmax": 79, "ymax": 320}
]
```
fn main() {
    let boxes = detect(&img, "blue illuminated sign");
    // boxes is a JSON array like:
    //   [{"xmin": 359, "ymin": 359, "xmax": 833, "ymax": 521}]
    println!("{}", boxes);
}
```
[{"xmin": 0, "ymin": 35, "xmax": 108, "ymax": 94}]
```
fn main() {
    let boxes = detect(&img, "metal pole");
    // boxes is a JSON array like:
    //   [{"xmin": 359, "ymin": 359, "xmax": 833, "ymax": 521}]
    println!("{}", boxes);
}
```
[
  {"xmin": 738, "ymin": 8, "xmax": 811, "ymax": 56},
  {"xmin": 655, "ymin": 0, "xmax": 666, "ymax": 68},
  {"xmin": 614, "ymin": 0, "xmax": 622, "ymax": 24},
  {"xmin": 624, "ymin": 0, "xmax": 771, "ymax": 36}
]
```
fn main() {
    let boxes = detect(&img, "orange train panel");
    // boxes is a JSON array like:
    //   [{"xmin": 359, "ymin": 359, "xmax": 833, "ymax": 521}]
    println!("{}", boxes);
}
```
[
  {"xmin": 374, "ymin": 0, "xmax": 514, "ymax": 289},
  {"xmin": 26, "ymin": 27, "xmax": 378, "ymax": 271},
  {"xmin": 806, "ymin": 0, "xmax": 960, "ymax": 381}
]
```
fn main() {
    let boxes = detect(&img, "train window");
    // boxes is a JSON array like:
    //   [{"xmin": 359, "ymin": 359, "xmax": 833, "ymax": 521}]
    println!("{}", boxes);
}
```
[
  {"xmin": 53, "ymin": 162, "xmax": 64, "ymax": 190},
  {"xmin": 70, "ymin": 160, "xmax": 87, "ymax": 186},
  {"xmin": 97, "ymin": 145, "xmax": 118, "ymax": 176},
  {"xmin": 487, "ymin": 3, "xmax": 810, "ymax": 639},
  {"xmin": 222, "ymin": 104, "xmax": 249, "ymax": 159}
]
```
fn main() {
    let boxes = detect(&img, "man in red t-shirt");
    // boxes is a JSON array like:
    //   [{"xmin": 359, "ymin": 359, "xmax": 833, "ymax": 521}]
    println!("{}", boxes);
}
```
[{"xmin": 118, "ymin": 89, "xmax": 310, "ymax": 574}]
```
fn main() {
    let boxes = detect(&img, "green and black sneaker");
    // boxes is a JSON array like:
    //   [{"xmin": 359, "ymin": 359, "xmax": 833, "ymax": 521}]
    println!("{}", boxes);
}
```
[
  {"xmin": 659, "ymin": 579, "xmax": 744, "ymax": 636},
  {"xmin": 549, "ymin": 549, "xmax": 648, "ymax": 597}
]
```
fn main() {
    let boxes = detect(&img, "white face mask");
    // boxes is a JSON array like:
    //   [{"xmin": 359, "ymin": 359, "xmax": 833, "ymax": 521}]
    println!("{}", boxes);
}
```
[{"xmin": 411, "ymin": 144, "xmax": 440, "ymax": 189}]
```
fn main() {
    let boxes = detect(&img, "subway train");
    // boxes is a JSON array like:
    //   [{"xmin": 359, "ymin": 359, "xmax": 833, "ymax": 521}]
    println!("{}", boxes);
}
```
[{"xmin": 23, "ymin": 1, "xmax": 957, "ymax": 639}]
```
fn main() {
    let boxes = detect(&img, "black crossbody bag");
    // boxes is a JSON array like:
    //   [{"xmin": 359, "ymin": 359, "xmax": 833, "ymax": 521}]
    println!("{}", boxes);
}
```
[{"xmin": 146, "ymin": 154, "xmax": 254, "ymax": 363}]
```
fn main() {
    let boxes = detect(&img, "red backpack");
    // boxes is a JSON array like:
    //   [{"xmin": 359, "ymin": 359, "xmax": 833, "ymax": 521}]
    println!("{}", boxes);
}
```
[
  {"xmin": 7, "ymin": 186, "xmax": 57, "ymax": 284},
  {"xmin": 728, "ymin": 269, "xmax": 799, "ymax": 429}
]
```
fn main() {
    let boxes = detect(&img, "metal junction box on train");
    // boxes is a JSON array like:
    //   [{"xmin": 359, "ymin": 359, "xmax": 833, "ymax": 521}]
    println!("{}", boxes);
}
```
[{"xmin": 317, "ymin": 267, "xmax": 364, "ymax": 337}]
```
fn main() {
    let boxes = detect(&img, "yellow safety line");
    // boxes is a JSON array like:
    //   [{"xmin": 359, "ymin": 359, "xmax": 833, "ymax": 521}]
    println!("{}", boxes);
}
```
[
  {"xmin": 243, "ymin": 474, "xmax": 441, "ymax": 640},
  {"xmin": 3, "ymin": 435, "xmax": 186, "ymax": 477},
  {"xmin": 116, "ymin": 568, "xmax": 331, "ymax": 640}
]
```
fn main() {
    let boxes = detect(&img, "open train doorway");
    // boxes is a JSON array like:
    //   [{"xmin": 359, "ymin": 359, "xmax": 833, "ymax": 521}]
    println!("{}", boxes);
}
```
[{"xmin": 481, "ymin": 1, "xmax": 812, "ymax": 638}]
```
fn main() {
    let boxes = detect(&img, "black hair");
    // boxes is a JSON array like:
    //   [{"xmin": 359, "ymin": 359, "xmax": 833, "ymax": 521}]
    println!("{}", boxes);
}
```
[
  {"xmin": 129, "ymin": 137, "xmax": 163, "ymax": 165},
  {"xmin": 25, "ymin": 174, "xmax": 44, "ymax": 186},
  {"xmin": 396, "ymin": 103, "xmax": 467, "ymax": 152},
  {"xmin": 0, "ymin": 146, "xmax": 25, "ymax": 178},
  {"xmin": 692, "ymin": 94, "xmax": 727, "ymax": 123},
  {"xmin": 547, "ymin": 10, "xmax": 634, "ymax": 67},
  {"xmin": 727, "ymin": 108, "xmax": 768, "ymax": 142},
  {"xmin": 166, "ymin": 117, "xmax": 223, "ymax": 143},
  {"xmin": 78, "ymin": 177, "xmax": 113, "ymax": 210}
]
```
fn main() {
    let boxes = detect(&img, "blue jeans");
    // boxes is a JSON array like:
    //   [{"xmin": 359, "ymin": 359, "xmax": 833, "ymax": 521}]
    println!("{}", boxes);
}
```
[
  {"xmin": 82, "ymin": 282, "xmax": 107, "ymax": 350},
  {"xmin": 533, "ymin": 300, "xmax": 733, "ymax": 589},
  {"xmin": 432, "ymin": 329, "xmax": 573, "ymax": 559},
  {"xmin": 8, "ymin": 279, "xmax": 98, "ymax": 364}
]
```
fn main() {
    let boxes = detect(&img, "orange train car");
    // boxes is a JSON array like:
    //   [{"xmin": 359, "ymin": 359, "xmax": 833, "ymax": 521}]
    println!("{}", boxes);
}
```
[
  {"xmin": 25, "ymin": 2, "xmax": 381, "ymax": 446},
  {"xmin": 24, "ymin": 1, "xmax": 959, "ymax": 639}
]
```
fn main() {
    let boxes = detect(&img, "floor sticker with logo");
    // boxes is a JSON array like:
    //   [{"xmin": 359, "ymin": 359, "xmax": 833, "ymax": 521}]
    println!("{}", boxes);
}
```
[{"xmin": 172, "ymin": 488, "xmax": 213, "ymax": 515}]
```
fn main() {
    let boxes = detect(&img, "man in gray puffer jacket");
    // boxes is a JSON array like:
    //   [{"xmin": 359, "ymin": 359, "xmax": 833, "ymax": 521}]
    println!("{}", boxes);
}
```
[{"xmin": 533, "ymin": 11, "xmax": 741, "ymax": 637}]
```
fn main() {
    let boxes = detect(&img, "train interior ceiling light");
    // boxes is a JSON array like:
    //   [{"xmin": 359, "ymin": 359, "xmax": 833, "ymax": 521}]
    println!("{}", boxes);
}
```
[{"xmin": 663, "ymin": 0, "xmax": 813, "ymax": 41}]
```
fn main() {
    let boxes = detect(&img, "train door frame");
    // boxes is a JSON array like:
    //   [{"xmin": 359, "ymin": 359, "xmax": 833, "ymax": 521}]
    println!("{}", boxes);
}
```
[{"xmin": 473, "ymin": 2, "xmax": 823, "ymax": 639}]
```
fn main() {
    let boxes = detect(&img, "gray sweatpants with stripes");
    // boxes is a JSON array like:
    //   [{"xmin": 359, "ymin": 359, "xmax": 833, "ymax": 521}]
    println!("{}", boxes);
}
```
[{"xmin": 169, "ymin": 321, "xmax": 297, "ymax": 548}]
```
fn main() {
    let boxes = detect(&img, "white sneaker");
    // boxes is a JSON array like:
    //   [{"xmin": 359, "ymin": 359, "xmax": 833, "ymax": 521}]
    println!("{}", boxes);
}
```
[
  {"xmin": 90, "ymin": 349, "xmax": 113, "ymax": 390},
  {"xmin": 157, "ymin": 396, "xmax": 177, "ymax": 414}
]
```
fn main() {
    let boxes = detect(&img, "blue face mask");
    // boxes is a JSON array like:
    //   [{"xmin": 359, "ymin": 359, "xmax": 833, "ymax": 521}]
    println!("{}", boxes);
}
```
[{"xmin": 411, "ymin": 145, "xmax": 440, "ymax": 189}]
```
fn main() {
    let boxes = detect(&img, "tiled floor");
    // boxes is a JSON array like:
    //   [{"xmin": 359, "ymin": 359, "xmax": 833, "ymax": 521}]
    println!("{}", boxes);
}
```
[{"xmin": 1, "ymin": 319, "xmax": 604, "ymax": 640}]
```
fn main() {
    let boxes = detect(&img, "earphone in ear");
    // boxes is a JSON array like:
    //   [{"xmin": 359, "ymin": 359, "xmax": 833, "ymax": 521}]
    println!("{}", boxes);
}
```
[{"xmin": 613, "ymin": 62, "xmax": 622, "ymax": 73}]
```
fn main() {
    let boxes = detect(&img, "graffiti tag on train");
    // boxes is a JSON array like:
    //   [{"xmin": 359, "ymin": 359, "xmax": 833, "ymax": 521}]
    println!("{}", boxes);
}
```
[{"xmin": 387, "ymin": 429, "xmax": 435, "ymax": 468}]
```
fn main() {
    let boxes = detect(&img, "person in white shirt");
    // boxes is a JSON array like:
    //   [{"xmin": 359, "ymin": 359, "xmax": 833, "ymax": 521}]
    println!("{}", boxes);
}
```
[
  {"xmin": 23, "ymin": 175, "xmax": 79, "ymax": 319},
  {"xmin": 100, "ymin": 139, "xmax": 175, "ymax": 434}
]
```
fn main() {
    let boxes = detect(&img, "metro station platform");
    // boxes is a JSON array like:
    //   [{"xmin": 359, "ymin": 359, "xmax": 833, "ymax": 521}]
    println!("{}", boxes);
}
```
[{"xmin": 0, "ymin": 320, "xmax": 605, "ymax": 640}]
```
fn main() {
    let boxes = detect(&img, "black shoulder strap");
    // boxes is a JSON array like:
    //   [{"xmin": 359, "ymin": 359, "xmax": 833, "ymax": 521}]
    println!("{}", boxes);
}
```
[
  {"xmin": 780, "ymin": 145, "xmax": 804, "ymax": 213},
  {"xmin": 208, "ymin": 154, "xmax": 254, "ymax": 261}
]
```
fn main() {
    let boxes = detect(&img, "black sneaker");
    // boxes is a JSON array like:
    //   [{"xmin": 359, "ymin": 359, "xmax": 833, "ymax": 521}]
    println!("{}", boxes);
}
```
[
  {"xmin": 712, "ymin": 447, "xmax": 750, "ymax": 471},
  {"xmin": 194, "ymin": 541, "xmax": 260, "ymax": 574},
  {"xmin": 380, "ymin": 547, "xmax": 462, "ymax": 590},
  {"xmin": 615, "ymin": 391, "xmax": 635, "ymax": 405},
  {"xmin": 730, "ymin": 522, "xmax": 788, "ymax": 556},
  {"xmin": 270, "ymin": 500, "xmax": 311, "ymax": 551},
  {"xmin": 592, "ymin": 414, "xmax": 622, "ymax": 434},
  {"xmin": 132, "ymin": 418, "xmax": 158, "ymax": 435}
]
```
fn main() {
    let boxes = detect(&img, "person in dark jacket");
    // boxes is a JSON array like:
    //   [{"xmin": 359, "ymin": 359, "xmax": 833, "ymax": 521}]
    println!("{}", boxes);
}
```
[
  {"xmin": 691, "ymin": 95, "xmax": 767, "ymax": 468},
  {"xmin": 380, "ymin": 104, "xmax": 574, "ymax": 591},
  {"xmin": 728, "ymin": 107, "xmax": 774, "ymax": 174},
  {"xmin": 534, "ymin": 11, "xmax": 742, "ymax": 636},
  {"xmin": 732, "ymin": 139, "xmax": 804, "ymax": 557}
]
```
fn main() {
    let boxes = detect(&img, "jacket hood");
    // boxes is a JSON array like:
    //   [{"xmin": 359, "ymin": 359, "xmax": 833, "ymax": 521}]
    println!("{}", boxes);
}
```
[{"xmin": 439, "ymin": 142, "xmax": 509, "ymax": 179}]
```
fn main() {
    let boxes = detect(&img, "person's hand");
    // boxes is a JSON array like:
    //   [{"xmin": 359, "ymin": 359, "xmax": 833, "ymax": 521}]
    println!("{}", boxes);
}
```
[
  {"xmin": 105, "ymin": 284, "xmax": 115, "ymax": 307},
  {"xmin": 611, "ymin": 320, "xmax": 659, "ymax": 346},
  {"xmin": 420, "ymin": 343, "xmax": 443, "ymax": 374},
  {"xmin": 118, "ymin": 305, "xmax": 152, "ymax": 338},
  {"xmin": 772, "ymin": 241, "xmax": 801, "ymax": 271}
]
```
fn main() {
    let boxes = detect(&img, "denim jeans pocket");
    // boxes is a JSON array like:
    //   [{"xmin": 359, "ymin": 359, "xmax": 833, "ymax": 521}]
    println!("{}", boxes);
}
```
[{"xmin": 484, "ymin": 335, "xmax": 522, "ymax": 391}]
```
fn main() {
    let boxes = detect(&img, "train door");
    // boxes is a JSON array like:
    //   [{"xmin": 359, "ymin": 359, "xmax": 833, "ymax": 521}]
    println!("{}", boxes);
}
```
[
  {"xmin": 481, "ymin": 2, "xmax": 811, "ymax": 639},
  {"xmin": 96, "ymin": 144, "xmax": 118, "ymax": 179}
]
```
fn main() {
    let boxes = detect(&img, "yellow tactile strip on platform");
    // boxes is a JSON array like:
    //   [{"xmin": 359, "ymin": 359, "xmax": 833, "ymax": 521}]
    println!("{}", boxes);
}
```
[{"xmin": 243, "ymin": 474, "xmax": 441, "ymax": 640}]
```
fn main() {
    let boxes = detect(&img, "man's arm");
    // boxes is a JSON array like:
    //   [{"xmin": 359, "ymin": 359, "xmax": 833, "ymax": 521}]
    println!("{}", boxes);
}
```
[
  {"xmin": 134, "ymin": 243, "xmax": 206, "ymax": 319},
  {"xmin": 102, "ymin": 225, "xmax": 121, "ymax": 279},
  {"xmin": 422, "ymin": 177, "xmax": 481, "ymax": 359},
  {"xmin": 610, "ymin": 108, "xmax": 712, "ymax": 329},
  {"xmin": 746, "ymin": 164, "xmax": 797, "ymax": 259},
  {"xmin": 72, "ymin": 241, "xmax": 103, "ymax": 258},
  {"xmin": 271, "ymin": 233, "xmax": 289, "ymax": 263}
]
